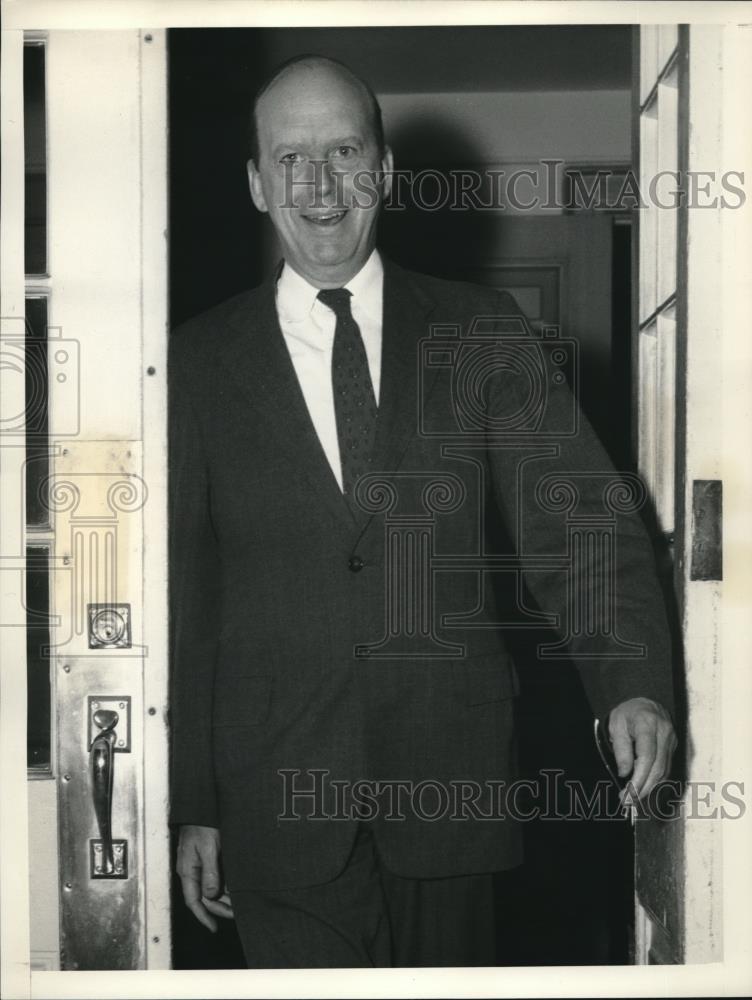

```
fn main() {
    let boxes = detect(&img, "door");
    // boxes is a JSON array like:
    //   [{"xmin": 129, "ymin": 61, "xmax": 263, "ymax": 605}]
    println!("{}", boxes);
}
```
[
  {"xmin": 3, "ymin": 14, "xmax": 750, "ymax": 987},
  {"xmin": 1, "ymin": 28, "xmax": 170, "ymax": 975},
  {"xmin": 633, "ymin": 22, "xmax": 750, "ymax": 965}
]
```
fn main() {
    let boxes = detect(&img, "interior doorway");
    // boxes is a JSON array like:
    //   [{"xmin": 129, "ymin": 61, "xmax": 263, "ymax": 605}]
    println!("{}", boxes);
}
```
[
  {"xmin": 168, "ymin": 24, "xmax": 638, "ymax": 968},
  {"xmin": 3, "ymin": 12, "xmax": 747, "ymax": 985}
]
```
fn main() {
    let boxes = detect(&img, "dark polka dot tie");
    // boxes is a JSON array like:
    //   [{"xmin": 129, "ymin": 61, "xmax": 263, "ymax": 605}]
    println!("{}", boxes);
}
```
[{"xmin": 317, "ymin": 287, "xmax": 378, "ymax": 505}]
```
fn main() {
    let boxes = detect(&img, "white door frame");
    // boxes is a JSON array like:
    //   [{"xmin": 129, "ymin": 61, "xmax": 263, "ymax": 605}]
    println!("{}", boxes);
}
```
[
  {"xmin": 0, "ymin": 20, "xmax": 170, "ymax": 987},
  {"xmin": 0, "ymin": 24, "xmax": 33, "ymax": 996},
  {"xmin": 2, "ymin": 3, "xmax": 751, "ymax": 998},
  {"xmin": 634, "ymin": 21, "xmax": 752, "ymax": 970}
]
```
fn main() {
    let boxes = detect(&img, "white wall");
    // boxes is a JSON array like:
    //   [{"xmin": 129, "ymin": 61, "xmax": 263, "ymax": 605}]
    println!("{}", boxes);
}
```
[{"xmin": 380, "ymin": 89, "xmax": 632, "ymax": 165}]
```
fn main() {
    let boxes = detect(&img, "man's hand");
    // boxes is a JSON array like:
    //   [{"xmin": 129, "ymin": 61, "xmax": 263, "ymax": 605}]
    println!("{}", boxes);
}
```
[
  {"xmin": 608, "ymin": 697, "xmax": 677, "ymax": 801},
  {"xmin": 176, "ymin": 825, "xmax": 234, "ymax": 932}
]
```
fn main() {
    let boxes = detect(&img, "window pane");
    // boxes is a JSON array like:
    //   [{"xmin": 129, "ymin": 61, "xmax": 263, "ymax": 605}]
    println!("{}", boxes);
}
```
[
  {"xmin": 27, "ymin": 545, "xmax": 52, "ymax": 770},
  {"xmin": 25, "ymin": 296, "xmax": 50, "ymax": 529},
  {"xmin": 24, "ymin": 43, "xmax": 47, "ymax": 276}
]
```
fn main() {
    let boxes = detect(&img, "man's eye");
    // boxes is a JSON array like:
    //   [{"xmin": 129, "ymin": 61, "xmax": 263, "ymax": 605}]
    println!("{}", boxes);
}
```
[
  {"xmin": 330, "ymin": 146, "xmax": 356, "ymax": 159},
  {"xmin": 279, "ymin": 152, "xmax": 302, "ymax": 164}
]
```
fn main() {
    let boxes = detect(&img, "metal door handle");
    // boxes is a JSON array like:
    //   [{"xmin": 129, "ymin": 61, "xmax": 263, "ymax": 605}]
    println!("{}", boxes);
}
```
[{"xmin": 90, "ymin": 708, "xmax": 118, "ymax": 875}]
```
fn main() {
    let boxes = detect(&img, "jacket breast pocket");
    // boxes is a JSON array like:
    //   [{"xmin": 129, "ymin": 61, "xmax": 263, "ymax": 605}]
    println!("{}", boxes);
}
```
[
  {"xmin": 213, "ymin": 674, "xmax": 272, "ymax": 727},
  {"xmin": 452, "ymin": 654, "xmax": 519, "ymax": 706}
]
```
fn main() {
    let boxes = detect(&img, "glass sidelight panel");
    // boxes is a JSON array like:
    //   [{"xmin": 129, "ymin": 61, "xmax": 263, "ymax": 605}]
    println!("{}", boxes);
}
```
[
  {"xmin": 637, "ymin": 311, "xmax": 677, "ymax": 537},
  {"xmin": 655, "ymin": 306, "xmax": 677, "ymax": 534},
  {"xmin": 24, "ymin": 42, "xmax": 47, "ymax": 276},
  {"xmin": 638, "ymin": 321, "xmax": 658, "ymax": 498},
  {"xmin": 25, "ymin": 295, "xmax": 52, "ymax": 770},
  {"xmin": 26, "ymin": 544, "xmax": 52, "ymax": 769},
  {"xmin": 25, "ymin": 295, "xmax": 50, "ymax": 529},
  {"xmin": 24, "ymin": 42, "xmax": 52, "ymax": 771},
  {"xmin": 656, "ymin": 64, "xmax": 679, "ymax": 306},
  {"xmin": 639, "ymin": 100, "xmax": 658, "ymax": 321}
]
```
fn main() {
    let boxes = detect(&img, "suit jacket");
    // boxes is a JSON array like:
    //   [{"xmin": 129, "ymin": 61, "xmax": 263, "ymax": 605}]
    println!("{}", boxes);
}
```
[{"xmin": 169, "ymin": 259, "xmax": 674, "ymax": 892}]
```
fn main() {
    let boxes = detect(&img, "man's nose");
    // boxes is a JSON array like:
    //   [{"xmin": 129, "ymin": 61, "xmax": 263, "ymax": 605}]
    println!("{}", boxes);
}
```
[{"xmin": 309, "ymin": 158, "xmax": 337, "ymax": 203}]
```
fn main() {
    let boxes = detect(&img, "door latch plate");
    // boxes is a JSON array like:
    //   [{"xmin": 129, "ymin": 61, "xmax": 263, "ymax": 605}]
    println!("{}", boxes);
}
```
[
  {"xmin": 690, "ymin": 479, "xmax": 722, "ymax": 581},
  {"xmin": 90, "ymin": 839, "xmax": 128, "ymax": 879},
  {"xmin": 87, "ymin": 696, "xmax": 131, "ymax": 751}
]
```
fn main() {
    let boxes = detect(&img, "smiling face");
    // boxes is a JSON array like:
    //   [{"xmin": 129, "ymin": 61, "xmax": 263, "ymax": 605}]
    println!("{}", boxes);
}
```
[{"xmin": 247, "ymin": 60, "xmax": 393, "ymax": 288}]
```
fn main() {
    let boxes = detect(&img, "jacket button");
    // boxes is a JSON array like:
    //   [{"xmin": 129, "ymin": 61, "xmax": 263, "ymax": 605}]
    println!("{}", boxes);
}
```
[{"xmin": 348, "ymin": 555, "xmax": 364, "ymax": 572}]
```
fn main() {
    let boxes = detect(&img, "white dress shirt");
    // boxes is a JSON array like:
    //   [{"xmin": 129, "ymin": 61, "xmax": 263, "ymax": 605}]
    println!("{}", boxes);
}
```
[{"xmin": 275, "ymin": 250, "xmax": 384, "ymax": 491}]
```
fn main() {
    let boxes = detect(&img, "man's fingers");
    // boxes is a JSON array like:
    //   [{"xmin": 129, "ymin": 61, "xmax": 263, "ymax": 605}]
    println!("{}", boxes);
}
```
[
  {"xmin": 189, "ymin": 899, "xmax": 219, "ymax": 933},
  {"xmin": 640, "ymin": 756, "xmax": 667, "ymax": 801},
  {"xmin": 176, "ymin": 826, "xmax": 224, "ymax": 933},
  {"xmin": 178, "ymin": 863, "xmax": 202, "ymax": 908},
  {"xmin": 178, "ymin": 837, "xmax": 220, "ymax": 902},
  {"xmin": 609, "ymin": 699, "xmax": 677, "ymax": 807},
  {"xmin": 201, "ymin": 867, "xmax": 221, "ymax": 899},
  {"xmin": 609, "ymin": 716, "xmax": 634, "ymax": 779},
  {"xmin": 628, "ymin": 721, "xmax": 658, "ymax": 797},
  {"xmin": 178, "ymin": 866, "xmax": 218, "ymax": 933},
  {"xmin": 639, "ymin": 722, "xmax": 677, "ymax": 799},
  {"xmin": 203, "ymin": 893, "xmax": 234, "ymax": 920}
]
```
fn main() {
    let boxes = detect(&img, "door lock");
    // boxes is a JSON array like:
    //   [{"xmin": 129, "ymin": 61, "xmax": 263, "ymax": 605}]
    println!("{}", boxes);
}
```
[{"xmin": 88, "ymin": 603, "xmax": 132, "ymax": 648}]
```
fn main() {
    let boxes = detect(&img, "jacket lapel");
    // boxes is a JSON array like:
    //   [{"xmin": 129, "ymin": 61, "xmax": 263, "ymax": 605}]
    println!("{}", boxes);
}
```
[
  {"xmin": 372, "ymin": 260, "xmax": 438, "ymax": 476},
  {"xmin": 216, "ymin": 278, "xmax": 356, "ymax": 530},
  {"xmin": 214, "ymin": 261, "xmax": 439, "ymax": 536},
  {"xmin": 346, "ymin": 262, "xmax": 441, "ymax": 550}
]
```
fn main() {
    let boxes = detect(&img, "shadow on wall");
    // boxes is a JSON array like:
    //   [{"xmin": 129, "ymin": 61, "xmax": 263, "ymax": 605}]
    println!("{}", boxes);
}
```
[{"xmin": 380, "ymin": 116, "xmax": 504, "ymax": 278}]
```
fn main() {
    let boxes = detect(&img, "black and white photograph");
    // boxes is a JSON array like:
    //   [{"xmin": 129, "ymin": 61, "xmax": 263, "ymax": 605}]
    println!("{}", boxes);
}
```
[{"xmin": 1, "ymin": 2, "xmax": 751, "ymax": 997}]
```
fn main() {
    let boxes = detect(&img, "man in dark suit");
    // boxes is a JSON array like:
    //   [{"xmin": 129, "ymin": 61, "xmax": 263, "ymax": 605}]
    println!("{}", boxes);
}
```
[{"xmin": 170, "ymin": 55, "xmax": 676, "ymax": 968}]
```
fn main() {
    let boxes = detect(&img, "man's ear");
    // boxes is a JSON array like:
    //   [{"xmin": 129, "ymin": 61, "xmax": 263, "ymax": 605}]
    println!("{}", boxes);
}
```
[
  {"xmin": 247, "ymin": 159, "xmax": 268, "ymax": 213},
  {"xmin": 380, "ymin": 145, "xmax": 394, "ymax": 201}
]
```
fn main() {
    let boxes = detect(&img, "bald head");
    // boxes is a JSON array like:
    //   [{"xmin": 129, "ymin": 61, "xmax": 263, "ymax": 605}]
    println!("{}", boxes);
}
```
[{"xmin": 249, "ymin": 55, "xmax": 384, "ymax": 164}]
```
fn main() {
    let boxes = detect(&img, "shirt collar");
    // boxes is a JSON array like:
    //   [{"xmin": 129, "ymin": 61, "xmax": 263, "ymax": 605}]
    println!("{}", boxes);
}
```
[
  {"xmin": 276, "ymin": 249, "xmax": 383, "ymax": 324},
  {"xmin": 342, "ymin": 248, "xmax": 383, "ymax": 314}
]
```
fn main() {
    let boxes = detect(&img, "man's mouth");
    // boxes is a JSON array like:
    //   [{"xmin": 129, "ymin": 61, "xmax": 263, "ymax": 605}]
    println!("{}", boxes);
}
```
[{"xmin": 301, "ymin": 210, "xmax": 348, "ymax": 227}]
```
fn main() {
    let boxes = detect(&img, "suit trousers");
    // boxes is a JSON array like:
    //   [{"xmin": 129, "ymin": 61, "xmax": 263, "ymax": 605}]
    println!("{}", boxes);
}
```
[{"xmin": 230, "ymin": 823, "xmax": 499, "ymax": 968}]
